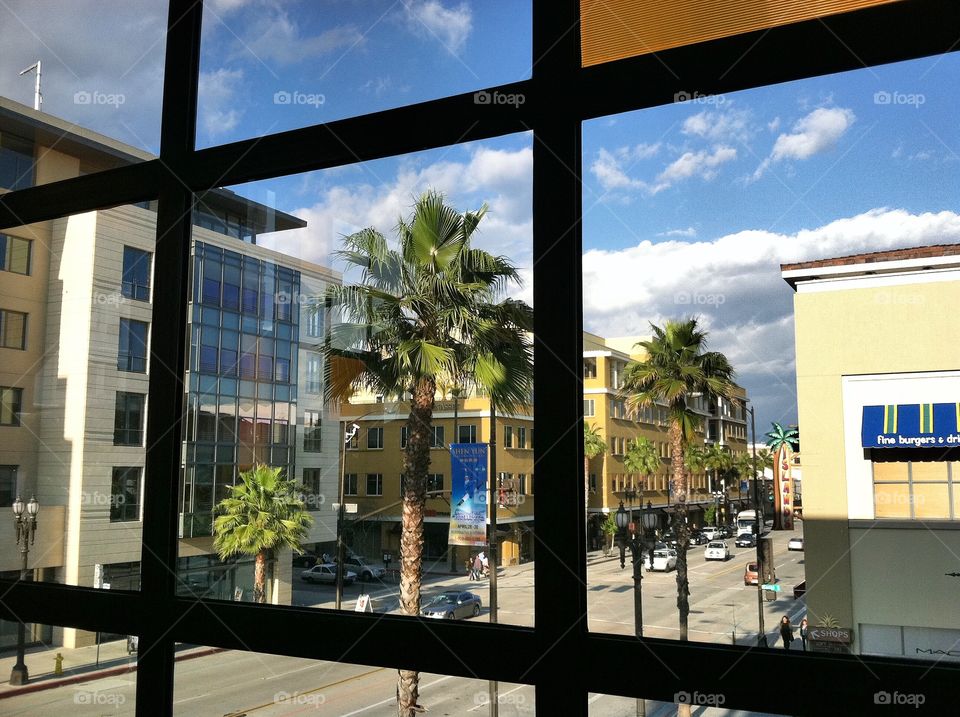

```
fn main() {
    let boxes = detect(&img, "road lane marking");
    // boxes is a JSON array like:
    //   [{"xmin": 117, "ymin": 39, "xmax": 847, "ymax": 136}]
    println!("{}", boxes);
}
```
[
  {"xmin": 338, "ymin": 675, "xmax": 454, "ymax": 716},
  {"xmin": 220, "ymin": 667, "xmax": 387, "ymax": 716},
  {"xmin": 467, "ymin": 683, "xmax": 528, "ymax": 712}
]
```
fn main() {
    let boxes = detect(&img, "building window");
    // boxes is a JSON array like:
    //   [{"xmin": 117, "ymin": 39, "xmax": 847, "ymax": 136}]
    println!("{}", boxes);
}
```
[
  {"xmin": 0, "ymin": 234, "xmax": 31, "ymax": 275},
  {"xmin": 0, "ymin": 465, "xmax": 16, "ymax": 507},
  {"xmin": 303, "ymin": 410, "xmax": 322, "ymax": 452},
  {"xmin": 0, "ymin": 132, "xmax": 35, "ymax": 190},
  {"xmin": 504, "ymin": 425, "xmax": 514, "ymax": 448},
  {"xmin": 121, "ymin": 246, "xmax": 151, "ymax": 301},
  {"xmin": 518, "ymin": 473, "xmax": 527, "ymax": 495},
  {"xmin": 427, "ymin": 473, "xmax": 443, "ymax": 494},
  {"xmin": 872, "ymin": 454, "xmax": 956, "ymax": 519},
  {"xmin": 344, "ymin": 473, "xmax": 358, "ymax": 496},
  {"xmin": 111, "ymin": 467, "xmax": 142, "ymax": 522},
  {"xmin": 400, "ymin": 425, "xmax": 408, "ymax": 448},
  {"xmin": 302, "ymin": 468, "xmax": 322, "ymax": 509},
  {"xmin": 0, "ymin": 387, "xmax": 23, "ymax": 426},
  {"xmin": 347, "ymin": 430, "xmax": 359, "ymax": 450},
  {"xmin": 366, "ymin": 473, "xmax": 383, "ymax": 496},
  {"xmin": 367, "ymin": 426, "xmax": 383, "ymax": 449},
  {"xmin": 583, "ymin": 357, "xmax": 597, "ymax": 379},
  {"xmin": 517, "ymin": 426, "xmax": 527, "ymax": 449},
  {"xmin": 304, "ymin": 299, "xmax": 324, "ymax": 338},
  {"xmin": 589, "ymin": 473, "xmax": 597, "ymax": 492},
  {"xmin": 114, "ymin": 392, "xmax": 145, "ymax": 446},
  {"xmin": 305, "ymin": 354, "xmax": 322, "ymax": 393},
  {"xmin": 529, "ymin": 473, "xmax": 534, "ymax": 495},
  {"xmin": 118, "ymin": 318, "xmax": 149, "ymax": 372},
  {"xmin": 431, "ymin": 425, "xmax": 445, "ymax": 448},
  {"xmin": 584, "ymin": 399, "xmax": 595, "ymax": 417},
  {"xmin": 458, "ymin": 424, "xmax": 477, "ymax": 444},
  {"xmin": 0, "ymin": 309, "xmax": 27, "ymax": 350}
]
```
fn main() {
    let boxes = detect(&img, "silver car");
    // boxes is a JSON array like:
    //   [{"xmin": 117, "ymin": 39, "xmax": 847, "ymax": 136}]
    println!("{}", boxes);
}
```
[
  {"xmin": 300, "ymin": 563, "xmax": 357, "ymax": 585},
  {"xmin": 421, "ymin": 590, "xmax": 482, "ymax": 619}
]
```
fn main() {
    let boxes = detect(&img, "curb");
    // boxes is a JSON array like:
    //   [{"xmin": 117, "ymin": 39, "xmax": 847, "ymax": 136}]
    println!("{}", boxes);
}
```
[{"xmin": 0, "ymin": 646, "xmax": 225, "ymax": 699}]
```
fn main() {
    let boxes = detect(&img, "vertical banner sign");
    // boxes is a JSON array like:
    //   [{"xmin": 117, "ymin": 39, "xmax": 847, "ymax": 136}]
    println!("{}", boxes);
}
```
[
  {"xmin": 774, "ymin": 444, "xmax": 794, "ymax": 530},
  {"xmin": 449, "ymin": 443, "xmax": 489, "ymax": 546}
]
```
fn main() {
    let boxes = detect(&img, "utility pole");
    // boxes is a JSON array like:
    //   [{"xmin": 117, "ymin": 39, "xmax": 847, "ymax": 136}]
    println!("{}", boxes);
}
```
[
  {"xmin": 335, "ymin": 422, "xmax": 360, "ymax": 610},
  {"xmin": 488, "ymin": 402, "xmax": 499, "ymax": 717},
  {"xmin": 746, "ymin": 403, "xmax": 768, "ymax": 647}
]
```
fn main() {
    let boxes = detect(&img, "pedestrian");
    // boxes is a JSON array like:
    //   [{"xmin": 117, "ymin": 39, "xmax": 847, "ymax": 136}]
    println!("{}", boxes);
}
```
[
  {"xmin": 799, "ymin": 617, "xmax": 809, "ymax": 651},
  {"xmin": 472, "ymin": 554, "xmax": 483, "ymax": 580},
  {"xmin": 779, "ymin": 615, "xmax": 794, "ymax": 650}
]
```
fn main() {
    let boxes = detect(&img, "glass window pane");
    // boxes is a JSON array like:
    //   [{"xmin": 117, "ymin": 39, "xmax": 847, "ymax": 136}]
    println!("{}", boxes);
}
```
[
  {"xmin": 196, "ymin": 1, "xmax": 531, "ymax": 147},
  {"xmin": 912, "ymin": 483, "xmax": 950, "ymax": 519}
]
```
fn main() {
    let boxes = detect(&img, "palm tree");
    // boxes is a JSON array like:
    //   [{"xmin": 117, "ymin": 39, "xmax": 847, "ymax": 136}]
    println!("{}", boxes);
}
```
[
  {"xmin": 623, "ymin": 436, "xmax": 661, "ymax": 509},
  {"xmin": 321, "ymin": 191, "xmax": 533, "ymax": 717},
  {"xmin": 212, "ymin": 464, "xmax": 312, "ymax": 604},
  {"xmin": 584, "ymin": 423, "xmax": 608, "ymax": 549},
  {"xmin": 622, "ymin": 318, "xmax": 736, "ymax": 645},
  {"xmin": 704, "ymin": 444, "xmax": 733, "ymax": 525}
]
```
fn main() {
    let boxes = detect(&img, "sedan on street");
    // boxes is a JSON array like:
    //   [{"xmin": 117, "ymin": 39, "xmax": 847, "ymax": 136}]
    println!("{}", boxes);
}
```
[
  {"xmin": 787, "ymin": 537, "xmax": 804, "ymax": 551},
  {"xmin": 300, "ymin": 563, "xmax": 357, "ymax": 585},
  {"xmin": 704, "ymin": 541, "xmax": 730, "ymax": 561},
  {"xmin": 421, "ymin": 591, "xmax": 482, "ymax": 619},
  {"xmin": 644, "ymin": 548, "xmax": 678, "ymax": 572},
  {"xmin": 735, "ymin": 534, "xmax": 756, "ymax": 548}
]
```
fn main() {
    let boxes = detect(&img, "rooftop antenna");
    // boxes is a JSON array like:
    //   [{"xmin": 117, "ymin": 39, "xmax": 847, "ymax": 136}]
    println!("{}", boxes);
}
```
[{"xmin": 18, "ymin": 60, "xmax": 42, "ymax": 111}]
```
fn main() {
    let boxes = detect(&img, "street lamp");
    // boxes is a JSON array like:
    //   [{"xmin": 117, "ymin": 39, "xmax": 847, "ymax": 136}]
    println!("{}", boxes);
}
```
[
  {"xmin": 335, "ymin": 423, "xmax": 360, "ymax": 610},
  {"xmin": 616, "ymin": 500, "xmax": 658, "ymax": 716},
  {"xmin": 743, "ymin": 401, "xmax": 768, "ymax": 648},
  {"xmin": 10, "ymin": 495, "xmax": 39, "ymax": 685}
]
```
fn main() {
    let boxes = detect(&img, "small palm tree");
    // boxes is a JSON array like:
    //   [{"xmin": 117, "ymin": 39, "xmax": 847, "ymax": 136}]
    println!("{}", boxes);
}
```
[
  {"xmin": 623, "ymin": 436, "xmax": 661, "ymax": 507},
  {"xmin": 622, "ymin": 318, "xmax": 736, "ymax": 645},
  {"xmin": 600, "ymin": 514, "xmax": 618, "ymax": 555},
  {"xmin": 212, "ymin": 464, "xmax": 312, "ymax": 604},
  {"xmin": 584, "ymin": 423, "xmax": 608, "ymax": 549},
  {"xmin": 321, "ymin": 191, "xmax": 532, "ymax": 717}
]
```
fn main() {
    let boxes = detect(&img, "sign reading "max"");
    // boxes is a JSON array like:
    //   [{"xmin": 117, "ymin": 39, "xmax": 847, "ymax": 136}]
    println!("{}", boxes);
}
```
[{"xmin": 862, "ymin": 404, "xmax": 960, "ymax": 449}]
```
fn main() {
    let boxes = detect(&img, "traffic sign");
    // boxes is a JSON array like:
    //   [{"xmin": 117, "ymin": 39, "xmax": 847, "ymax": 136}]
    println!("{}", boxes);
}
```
[{"xmin": 760, "ymin": 583, "xmax": 781, "ymax": 592}]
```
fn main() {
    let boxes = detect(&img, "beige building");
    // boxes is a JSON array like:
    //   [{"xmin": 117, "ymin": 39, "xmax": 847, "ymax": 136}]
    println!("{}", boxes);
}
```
[
  {"xmin": 0, "ymin": 96, "xmax": 340, "ymax": 648},
  {"xmin": 784, "ymin": 244, "xmax": 960, "ymax": 659}
]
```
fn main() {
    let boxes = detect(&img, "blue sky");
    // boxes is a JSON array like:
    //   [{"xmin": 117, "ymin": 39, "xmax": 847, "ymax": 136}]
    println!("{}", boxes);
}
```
[{"xmin": 3, "ymin": 0, "xmax": 960, "ymax": 432}]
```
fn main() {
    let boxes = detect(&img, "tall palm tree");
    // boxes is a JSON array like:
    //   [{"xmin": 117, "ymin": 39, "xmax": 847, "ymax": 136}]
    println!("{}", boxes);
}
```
[
  {"xmin": 321, "ymin": 191, "xmax": 533, "ymax": 717},
  {"xmin": 703, "ymin": 444, "xmax": 733, "ymax": 524},
  {"xmin": 212, "ymin": 464, "xmax": 312, "ymax": 604},
  {"xmin": 623, "ymin": 436, "xmax": 661, "ymax": 509},
  {"xmin": 584, "ymin": 423, "xmax": 608, "ymax": 549},
  {"xmin": 622, "ymin": 318, "xmax": 736, "ymax": 645}
]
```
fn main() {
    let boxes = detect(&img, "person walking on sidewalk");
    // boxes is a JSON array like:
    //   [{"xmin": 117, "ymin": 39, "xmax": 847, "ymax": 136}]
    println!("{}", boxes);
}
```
[
  {"xmin": 779, "ymin": 615, "xmax": 795, "ymax": 650},
  {"xmin": 799, "ymin": 618, "xmax": 809, "ymax": 651}
]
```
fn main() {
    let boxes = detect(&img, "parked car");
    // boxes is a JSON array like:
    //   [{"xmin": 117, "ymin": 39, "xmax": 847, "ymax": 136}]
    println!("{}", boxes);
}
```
[
  {"xmin": 300, "ymin": 563, "xmax": 356, "ymax": 585},
  {"xmin": 743, "ymin": 562, "xmax": 759, "ymax": 585},
  {"xmin": 421, "ymin": 590, "xmax": 482, "ymax": 619},
  {"xmin": 701, "ymin": 527, "xmax": 719, "ymax": 540},
  {"xmin": 340, "ymin": 556, "xmax": 386, "ymax": 580},
  {"xmin": 735, "ymin": 534, "xmax": 756, "ymax": 548},
  {"xmin": 645, "ymin": 548, "xmax": 678, "ymax": 572},
  {"xmin": 787, "ymin": 536, "xmax": 804, "ymax": 551},
  {"xmin": 660, "ymin": 532, "xmax": 679, "ymax": 549},
  {"xmin": 688, "ymin": 531, "xmax": 708, "ymax": 545},
  {"xmin": 704, "ymin": 541, "xmax": 730, "ymax": 561},
  {"xmin": 292, "ymin": 553, "xmax": 319, "ymax": 568},
  {"xmin": 794, "ymin": 580, "xmax": 807, "ymax": 599}
]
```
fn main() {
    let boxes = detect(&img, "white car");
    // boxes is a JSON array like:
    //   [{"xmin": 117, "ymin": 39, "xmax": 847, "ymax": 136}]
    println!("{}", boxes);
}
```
[
  {"xmin": 701, "ymin": 527, "xmax": 720, "ymax": 540},
  {"xmin": 787, "ymin": 536, "xmax": 804, "ymax": 551},
  {"xmin": 704, "ymin": 541, "xmax": 730, "ymax": 561},
  {"xmin": 644, "ymin": 548, "xmax": 678, "ymax": 572},
  {"xmin": 300, "ymin": 563, "xmax": 357, "ymax": 585}
]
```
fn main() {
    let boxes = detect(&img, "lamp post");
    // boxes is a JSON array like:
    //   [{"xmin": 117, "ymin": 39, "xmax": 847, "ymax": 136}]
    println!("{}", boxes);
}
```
[
  {"xmin": 335, "ymin": 423, "xmax": 360, "ymax": 610},
  {"xmin": 743, "ymin": 402, "xmax": 768, "ymax": 647},
  {"xmin": 10, "ymin": 495, "xmax": 39, "ymax": 685},
  {"xmin": 616, "ymin": 500, "xmax": 658, "ymax": 717}
]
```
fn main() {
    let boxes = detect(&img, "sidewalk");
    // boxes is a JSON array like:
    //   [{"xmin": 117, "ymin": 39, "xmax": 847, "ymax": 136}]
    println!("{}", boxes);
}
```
[{"xmin": 0, "ymin": 638, "xmax": 221, "ymax": 699}]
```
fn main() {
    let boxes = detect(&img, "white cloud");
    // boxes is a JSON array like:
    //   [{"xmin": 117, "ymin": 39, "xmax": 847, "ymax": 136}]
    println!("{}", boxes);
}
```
[
  {"xmin": 658, "ymin": 227, "xmax": 697, "ymax": 238},
  {"xmin": 682, "ymin": 108, "xmax": 752, "ymax": 144},
  {"xmin": 752, "ymin": 107, "xmax": 855, "ymax": 180},
  {"xmin": 257, "ymin": 144, "xmax": 533, "ymax": 299},
  {"xmin": 240, "ymin": 16, "xmax": 364, "ymax": 66},
  {"xmin": 583, "ymin": 207, "xmax": 960, "ymax": 429},
  {"xmin": 655, "ymin": 146, "xmax": 737, "ymax": 189},
  {"xmin": 403, "ymin": 0, "xmax": 473, "ymax": 55},
  {"xmin": 767, "ymin": 117, "xmax": 781, "ymax": 132},
  {"xmin": 198, "ymin": 68, "xmax": 244, "ymax": 137}
]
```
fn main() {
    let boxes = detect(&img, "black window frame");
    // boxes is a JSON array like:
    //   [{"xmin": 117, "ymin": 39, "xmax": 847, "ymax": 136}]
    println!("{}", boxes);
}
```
[{"xmin": 0, "ymin": 2, "xmax": 958, "ymax": 715}]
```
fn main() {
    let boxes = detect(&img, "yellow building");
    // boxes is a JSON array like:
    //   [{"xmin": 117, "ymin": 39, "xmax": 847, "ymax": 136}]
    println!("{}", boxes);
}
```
[
  {"xmin": 340, "ymin": 331, "xmax": 749, "ymax": 568},
  {"xmin": 341, "ymin": 395, "xmax": 535, "ymax": 571},
  {"xmin": 784, "ymin": 244, "xmax": 960, "ymax": 659},
  {"xmin": 583, "ymin": 333, "xmax": 748, "ymax": 546}
]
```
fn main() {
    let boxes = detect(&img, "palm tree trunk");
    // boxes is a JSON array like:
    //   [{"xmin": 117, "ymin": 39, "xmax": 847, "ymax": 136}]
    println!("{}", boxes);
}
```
[
  {"xmin": 397, "ymin": 376, "xmax": 435, "ymax": 717},
  {"xmin": 669, "ymin": 421, "xmax": 690, "ymax": 642},
  {"xmin": 584, "ymin": 455, "xmax": 591, "ymax": 551},
  {"xmin": 253, "ymin": 550, "xmax": 267, "ymax": 604}
]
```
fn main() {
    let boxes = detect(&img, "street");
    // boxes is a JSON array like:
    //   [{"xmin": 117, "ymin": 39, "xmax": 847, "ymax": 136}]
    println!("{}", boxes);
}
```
[{"xmin": 1, "ymin": 525, "xmax": 805, "ymax": 715}]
